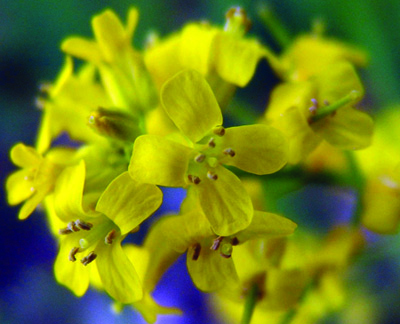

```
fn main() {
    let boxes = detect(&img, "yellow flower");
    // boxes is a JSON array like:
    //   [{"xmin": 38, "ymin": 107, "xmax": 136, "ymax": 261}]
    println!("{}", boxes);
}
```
[
  {"xmin": 278, "ymin": 33, "xmax": 368, "ymax": 82},
  {"xmin": 130, "ymin": 70, "xmax": 288, "ymax": 235},
  {"xmin": 62, "ymin": 7, "xmax": 157, "ymax": 114},
  {"xmin": 143, "ymin": 207, "xmax": 296, "ymax": 293},
  {"xmin": 144, "ymin": 7, "xmax": 271, "ymax": 105},
  {"xmin": 53, "ymin": 161, "xmax": 163, "ymax": 303},
  {"xmin": 6, "ymin": 143, "xmax": 75, "ymax": 219},
  {"xmin": 36, "ymin": 56, "xmax": 110, "ymax": 154},
  {"xmin": 265, "ymin": 61, "xmax": 373, "ymax": 164},
  {"xmin": 356, "ymin": 108, "xmax": 400, "ymax": 234}
]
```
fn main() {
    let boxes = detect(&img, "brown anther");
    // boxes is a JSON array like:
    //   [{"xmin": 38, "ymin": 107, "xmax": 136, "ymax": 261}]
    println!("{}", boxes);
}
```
[
  {"xmin": 220, "ymin": 252, "xmax": 232, "ymax": 259},
  {"xmin": 194, "ymin": 153, "xmax": 206, "ymax": 163},
  {"xmin": 69, "ymin": 247, "xmax": 80, "ymax": 262},
  {"xmin": 208, "ymin": 138, "xmax": 216, "ymax": 148},
  {"xmin": 188, "ymin": 175, "xmax": 201, "ymax": 185},
  {"xmin": 75, "ymin": 219, "xmax": 93, "ymax": 231},
  {"xmin": 67, "ymin": 221, "xmax": 80, "ymax": 232},
  {"xmin": 231, "ymin": 237, "xmax": 240, "ymax": 246},
  {"xmin": 105, "ymin": 229, "xmax": 117, "ymax": 245},
  {"xmin": 223, "ymin": 148, "xmax": 236, "ymax": 157},
  {"xmin": 59, "ymin": 227, "xmax": 73, "ymax": 235},
  {"xmin": 213, "ymin": 126, "xmax": 225, "ymax": 137},
  {"xmin": 192, "ymin": 243, "xmax": 202, "ymax": 261},
  {"xmin": 210, "ymin": 236, "xmax": 224, "ymax": 251},
  {"xmin": 81, "ymin": 251, "xmax": 97, "ymax": 266},
  {"xmin": 207, "ymin": 171, "xmax": 218, "ymax": 181}
]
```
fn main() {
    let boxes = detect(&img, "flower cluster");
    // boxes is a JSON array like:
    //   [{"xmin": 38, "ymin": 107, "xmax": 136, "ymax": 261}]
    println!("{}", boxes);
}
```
[{"xmin": 7, "ymin": 5, "xmax": 397, "ymax": 324}]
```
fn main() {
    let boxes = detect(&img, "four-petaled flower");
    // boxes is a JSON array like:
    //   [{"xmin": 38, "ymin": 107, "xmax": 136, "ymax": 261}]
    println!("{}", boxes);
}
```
[{"xmin": 129, "ymin": 70, "xmax": 288, "ymax": 236}]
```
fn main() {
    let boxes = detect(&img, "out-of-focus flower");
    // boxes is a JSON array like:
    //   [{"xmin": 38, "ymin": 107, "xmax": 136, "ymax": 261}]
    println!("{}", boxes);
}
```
[{"xmin": 6, "ymin": 143, "xmax": 75, "ymax": 219}]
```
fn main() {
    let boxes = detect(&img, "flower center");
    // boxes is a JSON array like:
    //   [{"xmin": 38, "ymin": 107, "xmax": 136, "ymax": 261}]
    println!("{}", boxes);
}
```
[
  {"xmin": 59, "ymin": 218, "xmax": 119, "ymax": 266},
  {"xmin": 186, "ymin": 126, "xmax": 236, "ymax": 185}
]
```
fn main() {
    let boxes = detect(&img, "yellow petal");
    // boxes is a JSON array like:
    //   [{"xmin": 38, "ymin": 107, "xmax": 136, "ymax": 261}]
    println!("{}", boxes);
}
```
[
  {"xmin": 6, "ymin": 169, "xmax": 33, "ymax": 205},
  {"xmin": 144, "ymin": 34, "xmax": 183, "ymax": 90},
  {"xmin": 214, "ymin": 34, "xmax": 264, "ymax": 87},
  {"xmin": 54, "ymin": 235, "xmax": 90, "ymax": 297},
  {"xmin": 186, "ymin": 243, "xmax": 238, "ymax": 292},
  {"xmin": 222, "ymin": 124, "xmax": 288, "ymax": 175},
  {"xmin": 10, "ymin": 143, "xmax": 41, "ymax": 168},
  {"xmin": 96, "ymin": 237, "xmax": 143, "ymax": 303},
  {"xmin": 134, "ymin": 292, "xmax": 182, "ymax": 324},
  {"xmin": 92, "ymin": 9, "xmax": 126, "ymax": 62},
  {"xmin": 161, "ymin": 70, "xmax": 222, "ymax": 142},
  {"xmin": 96, "ymin": 172, "xmax": 163, "ymax": 235},
  {"xmin": 180, "ymin": 23, "xmax": 218, "ymax": 75},
  {"xmin": 315, "ymin": 61, "xmax": 364, "ymax": 104},
  {"xmin": 18, "ymin": 190, "xmax": 48, "ymax": 220},
  {"xmin": 272, "ymin": 106, "xmax": 322, "ymax": 164},
  {"xmin": 61, "ymin": 37, "xmax": 103, "ymax": 63},
  {"xmin": 237, "ymin": 211, "xmax": 297, "ymax": 243},
  {"xmin": 129, "ymin": 135, "xmax": 191, "ymax": 187},
  {"xmin": 196, "ymin": 166, "xmax": 253, "ymax": 236},
  {"xmin": 312, "ymin": 106, "xmax": 374, "ymax": 150},
  {"xmin": 53, "ymin": 161, "xmax": 87, "ymax": 222},
  {"xmin": 125, "ymin": 7, "xmax": 139, "ymax": 41}
]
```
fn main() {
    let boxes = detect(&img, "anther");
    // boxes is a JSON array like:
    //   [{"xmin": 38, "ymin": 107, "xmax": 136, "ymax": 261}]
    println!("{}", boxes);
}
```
[
  {"xmin": 213, "ymin": 126, "xmax": 226, "ymax": 137},
  {"xmin": 69, "ymin": 247, "xmax": 80, "ymax": 262},
  {"xmin": 194, "ymin": 153, "xmax": 206, "ymax": 163},
  {"xmin": 59, "ymin": 227, "xmax": 73, "ymax": 235},
  {"xmin": 223, "ymin": 148, "xmax": 236, "ymax": 157},
  {"xmin": 309, "ymin": 98, "xmax": 318, "ymax": 115},
  {"xmin": 67, "ymin": 221, "xmax": 80, "ymax": 233},
  {"xmin": 207, "ymin": 171, "xmax": 218, "ymax": 181},
  {"xmin": 192, "ymin": 243, "xmax": 202, "ymax": 261},
  {"xmin": 210, "ymin": 236, "xmax": 224, "ymax": 251},
  {"xmin": 81, "ymin": 251, "xmax": 97, "ymax": 266},
  {"xmin": 105, "ymin": 229, "xmax": 117, "ymax": 245},
  {"xmin": 188, "ymin": 175, "xmax": 201, "ymax": 185},
  {"xmin": 231, "ymin": 237, "xmax": 240, "ymax": 246},
  {"xmin": 208, "ymin": 138, "xmax": 216, "ymax": 148},
  {"xmin": 75, "ymin": 219, "xmax": 93, "ymax": 231}
]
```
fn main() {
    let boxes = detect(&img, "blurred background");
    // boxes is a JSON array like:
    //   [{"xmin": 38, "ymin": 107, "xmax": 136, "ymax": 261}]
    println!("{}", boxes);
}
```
[{"xmin": 1, "ymin": 0, "xmax": 400, "ymax": 323}]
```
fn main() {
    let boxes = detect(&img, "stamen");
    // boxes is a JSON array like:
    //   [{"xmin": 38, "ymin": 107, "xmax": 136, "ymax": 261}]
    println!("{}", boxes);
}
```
[
  {"xmin": 59, "ymin": 227, "xmax": 73, "ymax": 235},
  {"xmin": 81, "ymin": 251, "xmax": 97, "ymax": 266},
  {"xmin": 192, "ymin": 243, "xmax": 202, "ymax": 261},
  {"xmin": 75, "ymin": 219, "xmax": 93, "ymax": 231},
  {"xmin": 210, "ymin": 236, "xmax": 224, "ymax": 250},
  {"xmin": 231, "ymin": 237, "xmax": 240, "ymax": 246},
  {"xmin": 69, "ymin": 247, "xmax": 80, "ymax": 262},
  {"xmin": 188, "ymin": 175, "xmax": 201, "ymax": 185},
  {"xmin": 223, "ymin": 148, "xmax": 236, "ymax": 157},
  {"xmin": 207, "ymin": 171, "xmax": 218, "ymax": 181},
  {"xmin": 194, "ymin": 153, "xmax": 206, "ymax": 163},
  {"xmin": 105, "ymin": 229, "xmax": 117, "ymax": 245},
  {"xmin": 309, "ymin": 98, "xmax": 318, "ymax": 115},
  {"xmin": 67, "ymin": 221, "xmax": 80, "ymax": 232},
  {"xmin": 213, "ymin": 126, "xmax": 225, "ymax": 137},
  {"xmin": 208, "ymin": 138, "xmax": 216, "ymax": 148},
  {"xmin": 220, "ymin": 243, "xmax": 233, "ymax": 258}
]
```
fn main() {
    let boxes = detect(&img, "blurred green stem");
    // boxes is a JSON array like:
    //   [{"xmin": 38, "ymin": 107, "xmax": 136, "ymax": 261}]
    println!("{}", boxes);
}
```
[{"xmin": 240, "ymin": 283, "xmax": 259, "ymax": 324}]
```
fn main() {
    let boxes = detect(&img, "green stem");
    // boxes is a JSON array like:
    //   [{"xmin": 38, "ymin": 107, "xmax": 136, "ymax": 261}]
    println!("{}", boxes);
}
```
[
  {"xmin": 309, "ymin": 90, "xmax": 361, "ymax": 123},
  {"xmin": 240, "ymin": 283, "xmax": 259, "ymax": 324},
  {"xmin": 345, "ymin": 150, "xmax": 365, "ymax": 227},
  {"xmin": 258, "ymin": 3, "xmax": 291, "ymax": 48}
]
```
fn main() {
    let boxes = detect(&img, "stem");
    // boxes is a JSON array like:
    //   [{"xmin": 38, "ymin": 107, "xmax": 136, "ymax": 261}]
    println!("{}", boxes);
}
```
[
  {"xmin": 345, "ymin": 150, "xmax": 365, "ymax": 227},
  {"xmin": 309, "ymin": 90, "xmax": 361, "ymax": 123},
  {"xmin": 258, "ymin": 3, "xmax": 291, "ymax": 48},
  {"xmin": 240, "ymin": 283, "xmax": 259, "ymax": 324}
]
